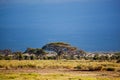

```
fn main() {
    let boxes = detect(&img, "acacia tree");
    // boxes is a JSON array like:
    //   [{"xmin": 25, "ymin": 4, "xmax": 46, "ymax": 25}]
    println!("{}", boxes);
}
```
[
  {"xmin": 42, "ymin": 42, "xmax": 77, "ymax": 59},
  {"xmin": 13, "ymin": 51, "xmax": 24, "ymax": 60},
  {"xmin": 35, "ymin": 48, "xmax": 47, "ymax": 59},
  {"xmin": 24, "ymin": 48, "xmax": 37, "ymax": 54},
  {"xmin": 24, "ymin": 48, "xmax": 47, "ymax": 59},
  {"xmin": 76, "ymin": 49, "xmax": 87, "ymax": 59}
]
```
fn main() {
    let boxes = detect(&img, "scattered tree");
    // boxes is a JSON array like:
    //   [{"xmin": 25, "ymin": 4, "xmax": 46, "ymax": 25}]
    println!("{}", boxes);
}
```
[{"xmin": 42, "ymin": 42, "xmax": 77, "ymax": 59}]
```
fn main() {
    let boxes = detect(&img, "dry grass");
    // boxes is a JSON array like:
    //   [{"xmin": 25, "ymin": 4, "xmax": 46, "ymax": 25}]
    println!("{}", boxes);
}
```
[
  {"xmin": 0, "ymin": 69, "xmax": 120, "ymax": 80},
  {"xmin": 0, "ymin": 60, "xmax": 120, "ymax": 80},
  {"xmin": 0, "ymin": 60, "xmax": 120, "ymax": 71}
]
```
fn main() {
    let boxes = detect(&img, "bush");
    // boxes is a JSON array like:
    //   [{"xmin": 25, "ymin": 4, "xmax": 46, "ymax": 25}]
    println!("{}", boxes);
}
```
[
  {"xmin": 24, "ymin": 56, "xmax": 30, "ymax": 60},
  {"xmin": 116, "ymin": 59, "xmax": 120, "ymax": 63},
  {"xmin": 74, "ymin": 65, "xmax": 103, "ymax": 71},
  {"xmin": 103, "ymin": 67, "xmax": 116, "ymax": 71},
  {"xmin": 74, "ymin": 65, "xmax": 82, "ymax": 70},
  {"xmin": 30, "ymin": 55, "xmax": 36, "ymax": 60},
  {"xmin": 88, "ymin": 66, "xmax": 103, "ymax": 71},
  {"xmin": 107, "ymin": 67, "xmax": 116, "ymax": 71},
  {"xmin": 0, "ymin": 55, "xmax": 4, "ymax": 60},
  {"xmin": 4, "ymin": 56, "xmax": 12, "ymax": 60},
  {"xmin": 47, "ymin": 56, "xmax": 56, "ymax": 60}
]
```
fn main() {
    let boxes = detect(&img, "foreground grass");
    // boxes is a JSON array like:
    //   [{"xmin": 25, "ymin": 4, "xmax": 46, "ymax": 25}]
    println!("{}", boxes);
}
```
[
  {"xmin": 0, "ymin": 71, "xmax": 120, "ymax": 80},
  {"xmin": 0, "ymin": 60, "xmax": 120, "ymax": 71},
  {"xmin": 0, "ymin": 60, "xmax": 120, "ymax": 80}
]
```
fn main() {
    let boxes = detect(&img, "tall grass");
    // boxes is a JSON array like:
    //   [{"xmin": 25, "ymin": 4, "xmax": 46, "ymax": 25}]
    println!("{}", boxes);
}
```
[
  {"xmin": 0, "ymin": 60, "xmax": 120, "ymax": 71},
  {"xmin": 0, "ymin": 72, "xmax": 120, "ymax": 80}
]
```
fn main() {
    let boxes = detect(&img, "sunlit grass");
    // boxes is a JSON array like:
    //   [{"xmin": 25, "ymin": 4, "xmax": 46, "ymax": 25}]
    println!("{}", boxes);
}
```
[
  {"xmin": 0, "ymin": 60, "xmax": 120, "ymax": 80},
  {"xmin": 0, "ymin": 60, "xmax": 120, "ymax": 71},
  {"xmin": 0, "ymin": 72, "xmax": 120, "ymax": 80}
]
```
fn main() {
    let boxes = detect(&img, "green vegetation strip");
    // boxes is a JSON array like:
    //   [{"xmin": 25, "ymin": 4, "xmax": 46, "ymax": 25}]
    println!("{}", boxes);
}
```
[{"xmin": 0, "ymin": 72, "xmax": 120, "ymax": 80}]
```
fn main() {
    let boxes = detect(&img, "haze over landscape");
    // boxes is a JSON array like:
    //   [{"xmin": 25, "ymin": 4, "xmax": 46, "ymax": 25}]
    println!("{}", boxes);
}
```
[{"xmin": 0, "ymin": 0, "xmax": 120, "ymax": 52}]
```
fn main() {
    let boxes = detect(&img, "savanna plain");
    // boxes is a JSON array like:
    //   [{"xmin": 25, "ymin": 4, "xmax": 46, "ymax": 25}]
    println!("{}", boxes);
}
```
[{"xmin": 0, "ymin": 60, "xmax": 120, "ymax": 80}]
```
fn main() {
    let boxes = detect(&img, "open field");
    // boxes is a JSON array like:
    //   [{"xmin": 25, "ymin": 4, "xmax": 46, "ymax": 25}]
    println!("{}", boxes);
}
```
[{"xmin": 0, "ymin": 60, "xmax": 120, "ymax": 80}]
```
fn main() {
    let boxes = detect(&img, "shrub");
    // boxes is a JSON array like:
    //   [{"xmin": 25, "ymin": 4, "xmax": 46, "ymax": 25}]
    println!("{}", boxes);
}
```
[
  {"xmin": 75, "ymin": 65, "xmax": 103, "ymax": 71},
  {"xmin": 4, "ymin": 56, "xmax": 12, "ymax": 60},
  {"xmin": 116, "ymin": 59, "xmax": 120, "ymax": 63},
  {"xmin": 74, "ymin": 65, "xmax": 82, "ymax": 70},
  {"xmin": 107, "ymin": 67, "xmax": 116, "ymax": 71},
  {"xmin": 88, "ymin": 66, "xmax": 103, "ymax": 71},
  {"xmin": 0, "ymin": 55, "xmax": 4, "ymax": 60},
  {"xmin": 103, "ymin": 67, "xmax": 116, "ymax": 71},
  {"xmin": 27, "ymin": 64, "xmax": 36, "ymax": 68}
]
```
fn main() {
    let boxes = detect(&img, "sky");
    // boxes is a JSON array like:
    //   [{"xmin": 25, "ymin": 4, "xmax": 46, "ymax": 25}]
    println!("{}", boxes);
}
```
[{"xmin": 0, "ymin": 0, "xmax": 120, "ymax": 52}]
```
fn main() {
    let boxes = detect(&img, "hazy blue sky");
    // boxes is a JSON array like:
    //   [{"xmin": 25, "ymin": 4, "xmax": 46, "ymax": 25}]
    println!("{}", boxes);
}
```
[{"xmin": 0, "ymin": 0, "xmax": 120, "ymax": 52}]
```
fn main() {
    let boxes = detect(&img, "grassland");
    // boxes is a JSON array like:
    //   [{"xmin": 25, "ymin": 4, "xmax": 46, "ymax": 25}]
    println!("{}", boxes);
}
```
[{"xmin": 0, "ymin": 60, "xmax": 120, "ymax": 80}]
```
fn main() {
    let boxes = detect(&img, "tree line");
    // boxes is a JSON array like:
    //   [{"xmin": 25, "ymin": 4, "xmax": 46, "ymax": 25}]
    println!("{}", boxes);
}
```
[{"xmin": 0, "ymin": 42, "xmax": 120, "ymax": 62}]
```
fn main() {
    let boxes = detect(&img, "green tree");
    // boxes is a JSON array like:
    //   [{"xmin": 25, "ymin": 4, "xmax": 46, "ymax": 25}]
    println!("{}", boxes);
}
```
[
  {"xmin": 0, "ymin": 54, "xmax": 3, "ymax": 60},
  {"xmin": 42, "ymin": 42, "xmax": 77, "ymax": 60},
  {"xmin": 13, "ymin": 52, "xmax": 23, "ymax": 60},
  {"xmin": 24, "ymin": 48, "xmax": 47, "ymax": 60},
  {"xmin": 93, "ymin": 54, "xmax": 99, "ymax": 60},
  {"xmin": 76, "ymin": 50, "xmax": 86, "ymax": 59},
  {"xmin": 24, "ymin": 48, "xmax": 37, "ymax": 54},
  {"xmin": 110, "ymin": 52, "xmax": 120, "ymax": 60},
  {"xmin": 24, "ymin": 55, "xmax": 30, "ymax": 60},
  {"xmin": 30, "ymin": 55, "xmax": 36, "ymax": 60},
  {"xmin": 36, "ymin": 48, "xmax": 47, "ymax": 59}
]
